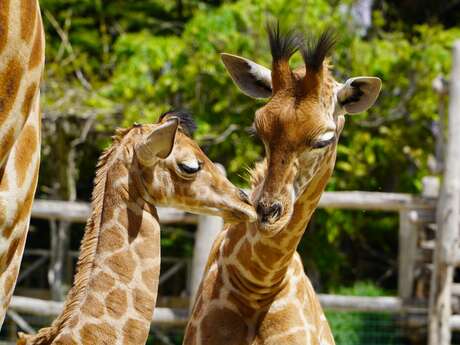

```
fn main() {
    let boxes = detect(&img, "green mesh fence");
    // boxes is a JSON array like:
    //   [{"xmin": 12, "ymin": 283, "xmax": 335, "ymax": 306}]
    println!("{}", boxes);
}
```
[
  {"xmin": 0, "ymin": 311, "xmax": 412, "ymax": 345},
  {"xmin": 146, "ymin": 311, "xmax": 408, "ymax": 345},
  {"xmin": 326, "ymin": 310, "xmax": 406, "ymax": 345}
]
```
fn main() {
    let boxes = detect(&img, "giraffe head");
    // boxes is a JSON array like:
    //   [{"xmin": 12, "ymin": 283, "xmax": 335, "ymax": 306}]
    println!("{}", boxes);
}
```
[
  {"xmin": 134, "ymin": 110, "xmax": 257, "ymax": 223},
  {"xmin": 221, "ymin": 23, "xmax": 381, "ymax": 233}
]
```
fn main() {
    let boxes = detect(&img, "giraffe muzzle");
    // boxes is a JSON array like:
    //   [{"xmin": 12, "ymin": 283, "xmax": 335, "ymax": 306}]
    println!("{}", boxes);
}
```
[{"xmin": 256, "ymin": 201, "xmax": 283, "ymax": 224}]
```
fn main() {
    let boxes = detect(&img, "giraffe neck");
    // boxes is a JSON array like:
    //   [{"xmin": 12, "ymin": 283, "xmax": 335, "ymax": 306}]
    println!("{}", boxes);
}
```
[
  {"xmin": 220, "ymin": 148, "xmax": 336, "ymax": 307},
  {"xmin": 0, "ymin": 0, "xmax": 44, "ymax": 330},
  {"xmin": 0, "ymin": 0, "xmax": 44, "ymax": 167},
  {"xmin": 21, "ymin": 146, "xmax": 161, "ymax": 345}
]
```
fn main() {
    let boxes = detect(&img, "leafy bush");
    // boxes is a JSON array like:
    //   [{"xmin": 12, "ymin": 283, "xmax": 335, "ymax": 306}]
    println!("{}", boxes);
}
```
[{"xmin": 38, "ymin": 0, "xmax": 460, "ymax": 291}]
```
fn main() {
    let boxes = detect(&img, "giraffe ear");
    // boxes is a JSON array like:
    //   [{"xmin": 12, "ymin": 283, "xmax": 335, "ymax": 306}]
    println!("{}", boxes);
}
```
[
  {"xmin": 221, "ymin": 53, "xmax": 272, "ymax": 99},
  {"xmin": 337, "ymin": 77, "xmax": 382, "ymax": 114},
  {"xmin": 136, "ymin": 118, "xmax": 179, "ymax": 166}
]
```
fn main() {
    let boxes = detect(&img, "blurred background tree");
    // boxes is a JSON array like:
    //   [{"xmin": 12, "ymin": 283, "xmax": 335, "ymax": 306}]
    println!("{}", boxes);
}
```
[{"xmin": 36, "ymin": 0, "xmax": 460, "ymax": 295}]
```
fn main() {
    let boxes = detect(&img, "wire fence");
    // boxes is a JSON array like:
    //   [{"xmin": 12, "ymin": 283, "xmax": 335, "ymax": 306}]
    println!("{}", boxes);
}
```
[
  {"xmin": 145, "ymin": 311, "xmax": 409, "ymax": 345},
  {"xmin": 0, "ymin": 310, "xmax": 421, "ymax": 345},
  {"xmin": 326, "ymin": 310, "xmax": 406, "ymax": 345}
]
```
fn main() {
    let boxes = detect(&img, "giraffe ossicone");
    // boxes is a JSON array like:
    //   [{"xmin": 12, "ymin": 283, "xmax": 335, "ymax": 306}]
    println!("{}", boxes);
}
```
[
  {"xmin": 18, "ymin": 110, "xmax": 256, "ymax": 345},
  {"xmin": 184, "ymin": 22, "xmax": 381, "ymax": 345}
]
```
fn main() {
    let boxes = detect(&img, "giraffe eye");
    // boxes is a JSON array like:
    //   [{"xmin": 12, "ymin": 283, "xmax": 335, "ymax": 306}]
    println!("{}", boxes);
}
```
[
  {"xmin": 177, "ymin": 161, "xmax": 202, "ymax": 175},
  {"xmin": 311, "ymin": 131, "xmax": 336, "ymax": 149}
]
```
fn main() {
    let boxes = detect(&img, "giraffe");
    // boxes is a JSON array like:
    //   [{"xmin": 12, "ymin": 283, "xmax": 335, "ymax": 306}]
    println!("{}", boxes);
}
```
[
  {"xmin": 183, "ymin": 23, "xmax": 382, "ymax": 345},
  {"xmin": 0, "ymin": 0, "xmax": 45, "ymax": 328},
  {"xmin": 17, "ymin": 110, "xmax": 257, "ymax": 345}
]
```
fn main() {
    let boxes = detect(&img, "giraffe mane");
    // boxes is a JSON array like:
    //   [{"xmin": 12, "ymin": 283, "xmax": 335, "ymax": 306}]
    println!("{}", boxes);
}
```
[{"xmin": 18, "ymin": 137, "xmax": 122, "ymax": 344}]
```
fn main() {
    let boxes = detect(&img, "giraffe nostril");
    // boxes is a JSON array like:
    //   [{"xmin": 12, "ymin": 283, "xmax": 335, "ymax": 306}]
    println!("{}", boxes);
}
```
[
  {"xmin": 270, "ymin": 202, "xmax": 282, "ymax": 220},
  {"xmin": 256, "ymin": 203, "xmax": 267, "ymax": 222}
]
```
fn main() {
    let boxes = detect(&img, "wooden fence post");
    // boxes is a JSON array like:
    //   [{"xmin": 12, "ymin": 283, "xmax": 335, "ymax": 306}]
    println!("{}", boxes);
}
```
[
  {"xmin": 398, "ymin": 209, "xmax": 419, "ymax": 301},
  {"xmin": 428, "ymin": 40, "xmax": 460, "ymax": 345},
  {"xmin": 189, "ymin": 215, "xmax": 223, "ymax": 309},
  {"xmin": 48, "ymin": 220, "xmax": 71, "ymax": 301}
]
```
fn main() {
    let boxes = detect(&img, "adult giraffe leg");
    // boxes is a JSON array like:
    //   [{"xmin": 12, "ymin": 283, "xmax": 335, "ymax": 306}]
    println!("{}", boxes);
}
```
[{"xmin": 0, "ymin": 96, "xmax": 41, "ymax": 327}]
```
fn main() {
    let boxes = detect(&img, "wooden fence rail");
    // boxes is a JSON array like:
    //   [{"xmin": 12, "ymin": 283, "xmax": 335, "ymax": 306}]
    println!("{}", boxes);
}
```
[
  {"xmin": 31, "ymin": 191, "xmax": 433, "ymax": 224},
  {"xmin": 10, "ymin": 294, "xmax": 420, "ymax": 328},
  {"xmin": 10, "ymin": 190, "xmax": 433, "ymax": 333}
]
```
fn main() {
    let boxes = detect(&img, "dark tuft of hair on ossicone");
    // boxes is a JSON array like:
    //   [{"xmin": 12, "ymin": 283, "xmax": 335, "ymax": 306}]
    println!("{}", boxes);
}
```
[
  {"xmin": 266, "ymin": 20, "xmax": 303, "ymax": 63},
  {"xmin": 160, "ymin": 109, "xmax": 197, "ymax": 137},
  {"xmin": 300, "ymin": 28, "xmax": 337, "ymax": 72}
]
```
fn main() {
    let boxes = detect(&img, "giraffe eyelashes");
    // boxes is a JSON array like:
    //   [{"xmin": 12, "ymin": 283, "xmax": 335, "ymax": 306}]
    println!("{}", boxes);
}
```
[{"xmin": 247, "ymin": 125, "xmax": 259, "ymax": 139}]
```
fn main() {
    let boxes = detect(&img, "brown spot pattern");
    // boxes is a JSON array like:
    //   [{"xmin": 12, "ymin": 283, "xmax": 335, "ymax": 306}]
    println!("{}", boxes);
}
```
[
  {"xmin": 141, "ymin": 266, "xmax": 159, "ymax": 289},
  {"xmin": 105, "ymin": 288, "xmax": 127, "ymax": 319},
  {"xmin": 236, "ymin": 243, "xmax": 269, "ymax": 283},
  {"xmin": 0, "ymin": 58, "xmax": 24, "ymax": 127},
  {"xmin": 105, "ymin": 250, "xmax": 136, "ymax": 283},
  {"xmin": 28, "ymin": 15, "xmax": 43, "ymax": 69},
  {"xmin": 134, "ymin": 232, "xmax": 158, "ymax": 259},
  {"xmin": 79, "ymin": 322, "xmax": 116, "ymax": 345},
  {"xmin": 227, "ymin": 291, "xmax": 256, "ymax": 318},
  {"xmin": 4, "ymin": 236, "xmax": 20, "ymax": 266},
  {"xmin": 91, "ymin": 271, "xmax": 115, "ymax": 292},
  {"xmin": 15, "ymin": 125, "xmax": 37, "ymax": 186},
  {"xmin": 0, "ymin": 0, "xmax": 9, "ymax": 54},
  {"xmin": 53, "ymin": 333, "xmax": 78, "ymax": 345},
  {"xmin": 1, "ymin": 160, "xmax": 38, "ymax": 239},
  {"xmin": 81, "ymin": 294, "xmax": 105, "ymax": 318},
  {"xmin": 20, "ymin": 166, "xmax": 38, "ymax": 219},
  {"xmin": 126, "ymin": 207, "xmax": 142, "ymax": 240},
  {"xmin": 0, "ymin": 171, "xmax": 8, "ymax": 191},
  {"xmin": 200, "ymin": 307, "xmax": 248, "ymax": 345},
  {"xmin": 122, "ymin": 318, "xmax": 150, "ymax": 345},
  {"xmin": 0, "ymin": 127, "xmax": 15, "ymax": 165},
  {"xmin": 210, "ymin": 272, "xmax": 224, "ymax": 299},
  {"xmin": 306, "ymin": 167, "xmax": 332, "ymax": 201},
  {"xmin": 133, "ymin": 288, "xmax": 155, "ymax": 320},
  {"xmin": 21, "ymin": 82, "xmax": 37, "ymax": 121},
  {"xmin": 98, "ymin": 225, "xmax": 125, "ymax": 253},
  {"xmin": 253, "ymin": 240, "xmax": 285, "ymax": 270},
  {"xmin": 0, "ymin": 203, "xmax": 5, "ymax": 228},
  {"xmin": 20, "ymin": 0, "xmax": 37, "ymax": 42},
  {"xmin": 258, "ymin": 304, "xmax": 304, "ymax": 339},
  {"xmin": 68, "ymin": 314, "xmax": 79, "ymax": 328},
  {"xmin": 4, "ymin": 271, "xmax": 16, "ymax": 295}
]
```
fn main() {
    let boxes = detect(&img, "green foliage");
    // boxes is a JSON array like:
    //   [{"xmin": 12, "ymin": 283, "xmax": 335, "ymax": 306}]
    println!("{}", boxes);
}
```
[{"xmin": 39, "ymin": 0, "xmax": 460, "ymax": 292}]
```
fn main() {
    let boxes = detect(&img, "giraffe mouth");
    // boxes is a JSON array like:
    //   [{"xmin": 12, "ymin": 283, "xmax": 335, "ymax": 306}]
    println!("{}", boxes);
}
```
[
  {"xmin": 257, "ymin": 208, "xmax": 292, "ymax": 235},
  {"xmin": 178, "ymin": 205, "xmax": 257, "ymax": 223}
]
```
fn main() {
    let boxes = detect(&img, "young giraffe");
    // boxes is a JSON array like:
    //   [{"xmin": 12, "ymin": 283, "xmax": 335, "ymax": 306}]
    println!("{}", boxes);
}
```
[
  {"xmin": 18, "ymin": 111, "xmax": 257, "ymax": 345},
  {"xmin": 183, "ymin": 24, "xmax": 381, "ymax": 345},
  {"xmin": 0, "ymin": 0, "xmax": 45, "ymax": 328}
]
